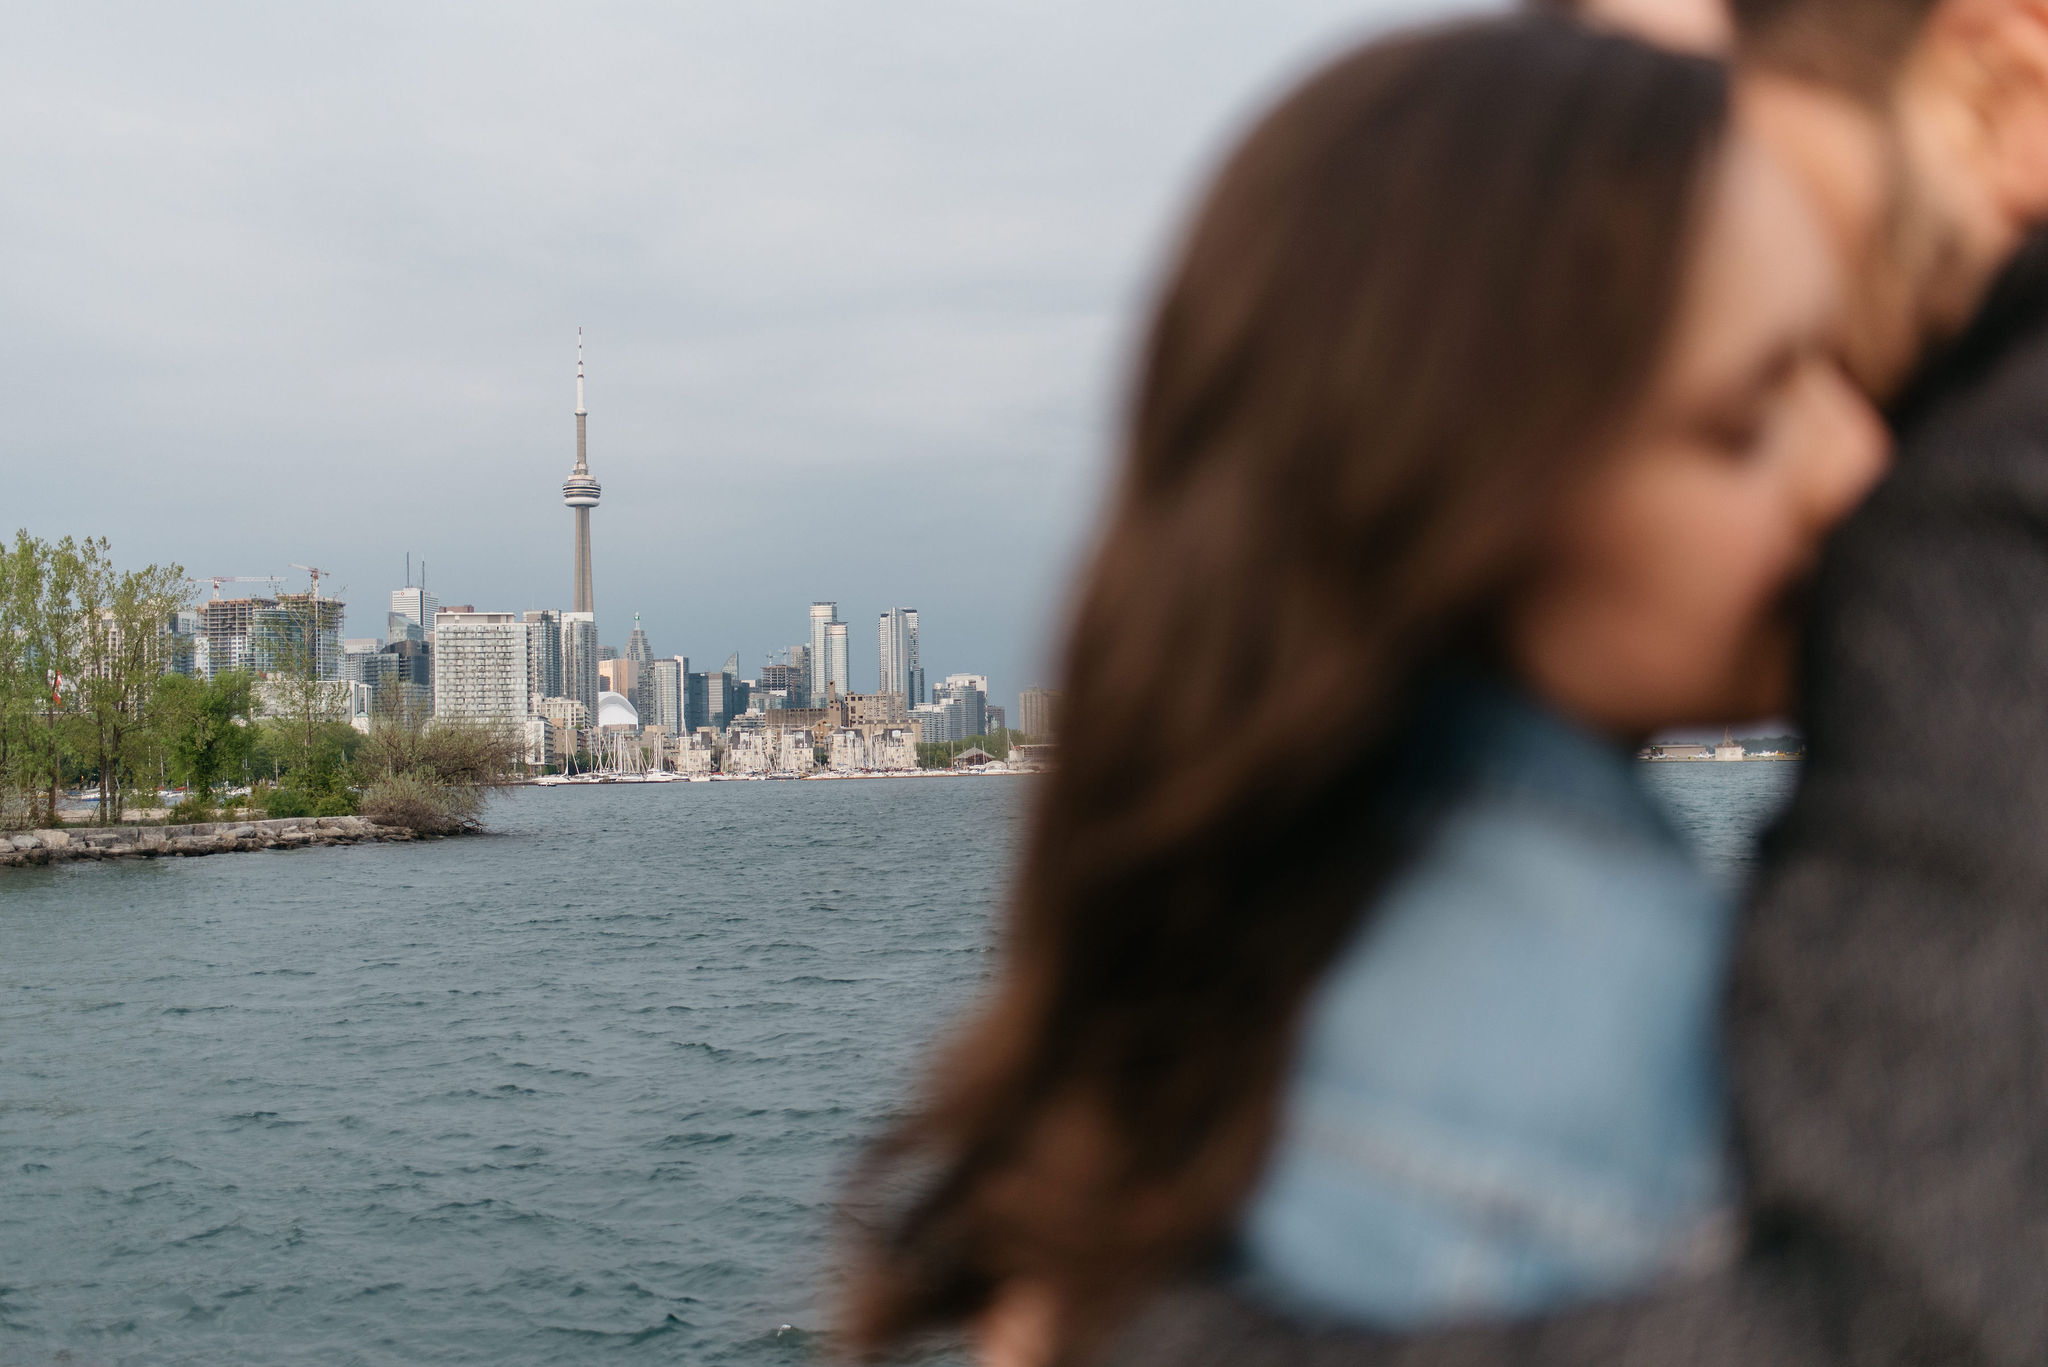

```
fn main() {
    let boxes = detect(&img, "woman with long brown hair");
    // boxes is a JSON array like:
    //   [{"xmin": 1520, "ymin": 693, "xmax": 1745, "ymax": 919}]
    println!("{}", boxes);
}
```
[{"xmin": 841, "ymin": 13, "xmax": 1883, "ymax": 1364}]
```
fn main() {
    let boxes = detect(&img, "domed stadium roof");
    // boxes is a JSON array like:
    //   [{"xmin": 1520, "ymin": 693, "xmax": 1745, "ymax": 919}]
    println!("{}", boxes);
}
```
[{"xmin": 596, "ymin": 690, "xmax": 640, "ymax": 729}]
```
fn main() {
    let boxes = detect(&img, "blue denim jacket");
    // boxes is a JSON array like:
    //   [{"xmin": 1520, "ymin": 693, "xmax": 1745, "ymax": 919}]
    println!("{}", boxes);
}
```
[{"xmin": 1236, "ymin": 680, "xmax": 1737, "ymax": 1328}]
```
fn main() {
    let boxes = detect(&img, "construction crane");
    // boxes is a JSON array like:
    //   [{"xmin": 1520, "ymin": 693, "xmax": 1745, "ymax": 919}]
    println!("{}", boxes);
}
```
[
  {"xmin": 289, "ymin": 563, "xmax": 330, "ymax": 598},
  {"xmin": 203, "ymin": 575, "xmax": 282, "ymax": 601}
]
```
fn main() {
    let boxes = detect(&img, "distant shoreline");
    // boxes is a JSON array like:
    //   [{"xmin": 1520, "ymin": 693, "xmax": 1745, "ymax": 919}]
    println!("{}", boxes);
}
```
[{"xmin": 1638, "ymin": 755, "xmax": 1801, "ymax": 764}]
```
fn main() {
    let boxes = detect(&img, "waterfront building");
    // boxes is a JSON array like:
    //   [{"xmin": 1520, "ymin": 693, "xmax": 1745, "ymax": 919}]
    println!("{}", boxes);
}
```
[
  {"xmin": 828, "ymin": 727, "xmax": 867, "ymax": 773},
  {"xmin": 776, "ymin": 729, "xmax": 817, "ymax": 776},
  {"xmin": 1650, "ymin": 743, "xmax": 1714, "ymax": 761},
  {"xmin": 668, "ymin": 731, "xmax": 714, "ymax": 775},
  {"xmin": 390, "ymin": 586, "xmax": 440, "ymax": 635},
  {"xmin": 343, "ymin": 637, "xmax": 380, "ymax": 659},
  {"xmin": 432, "ymin": 612, "xmax": 530, "ymax": 723},
  {"xmin": 1019, "ymin": 687, "xmax": 1061, "ymax": 740},
  {"xmin": 725, "ymin": 729, "xmax": 770, "ymax": 775},
  {"xmin": 872, "ymin": 727, "xmax": 918, "ymax": 771},
  {"xmin": 562, "ymin": 331, "xmax": 602, "ymax": 616},
  {"xmin": 807, "ymin": 603, "xmax": 839, "ymax": 706},
  {"xmin": 523, "ymin": 610, "xmax": 565, "ymax": 701},
  {"xmin": 561, "ymin": 612, "xmax": 600, "ymax": 719},
  {"xmin": 987, "ymin": 706, "xmax": 1007, "ymax": 734},
  {"xmin": 845, "ymin": 692, "xmax": 908, "ymax": 725},
  {"xmin": 878, "ymin": 608, "xmax": 921, "ymax": 703},
  {"xmin": 387, "ymin": 611, "xmax": 424, "ymax": 645},
  {"xmin": 651, "ymin": 657, "xmax": 685, "ymax": 734}
]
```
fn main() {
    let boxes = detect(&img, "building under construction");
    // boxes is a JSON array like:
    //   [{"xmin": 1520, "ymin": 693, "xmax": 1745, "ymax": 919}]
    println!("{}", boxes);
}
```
[{"xmin": 195, "ymin": 593, "xmax": 346, "ymax": 681}]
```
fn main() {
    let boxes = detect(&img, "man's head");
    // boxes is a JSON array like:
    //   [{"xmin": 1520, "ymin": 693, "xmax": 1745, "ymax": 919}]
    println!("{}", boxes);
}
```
[{"xmin": 1553, "ymin": 0, "xmax": 2048, "ymax": 400}]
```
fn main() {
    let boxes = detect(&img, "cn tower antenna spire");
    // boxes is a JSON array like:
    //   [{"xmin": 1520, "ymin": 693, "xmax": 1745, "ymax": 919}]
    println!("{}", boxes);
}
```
[{"xmin": 562, "ymin": 328, "xmax": 601, "ymax": 615}]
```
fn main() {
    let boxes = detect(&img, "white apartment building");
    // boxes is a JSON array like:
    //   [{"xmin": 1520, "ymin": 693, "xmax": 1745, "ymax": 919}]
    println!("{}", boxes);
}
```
[
  {"xmin": 823, "ymin": 621, "xmax": 849, "ymax": 703},
  {"xmin": 878, "ymin": 607, "xmax": 920, "ymax": 702},
  {"xmin": 872, "ymin": 727, "xmax": 918, "ymax": 772},
  {"xmin": 829, "ymin": 727, "xmax": 868, "ymax": 773},
  {"xmin": 725, "ymin": 730, "xmax": 771, "ymax": 775},
  {"xmin": 671, "ymin": 733, "xmax": 715, "ymax": 775},
  {"xmin": 433, "ymin": 612, "xmax": 530, "ymax": 723},
  {"xmin": 775, "ymin": 729, "xmax": 816, "ymax": 776}
]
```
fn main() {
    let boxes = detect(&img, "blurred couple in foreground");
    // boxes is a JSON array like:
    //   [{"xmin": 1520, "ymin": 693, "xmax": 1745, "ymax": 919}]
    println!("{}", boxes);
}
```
[{"xmin": 845, "ymin": 0, "xmax": 2048, "ymax": 1362}]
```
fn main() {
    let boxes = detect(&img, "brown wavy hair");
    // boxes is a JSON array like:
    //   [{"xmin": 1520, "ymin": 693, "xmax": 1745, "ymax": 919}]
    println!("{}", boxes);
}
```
[{"xmin": 841, "ymin": 15, "xmax": 1729, "ymax": 1361}]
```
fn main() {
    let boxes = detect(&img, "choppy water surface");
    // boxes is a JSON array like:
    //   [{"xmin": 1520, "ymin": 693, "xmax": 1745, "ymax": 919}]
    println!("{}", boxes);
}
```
[{"xmin": 1, "ymin": 766, "xmax": 1792, "ymax": 1366}]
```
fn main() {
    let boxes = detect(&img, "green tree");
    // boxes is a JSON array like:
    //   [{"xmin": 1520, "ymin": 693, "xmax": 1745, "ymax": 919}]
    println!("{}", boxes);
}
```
[
  {"xmin": 72, "ymin": 540, "xmax": 189, "ymax": 824},
  {"xmin": 158, "ymin": 670, "xmax": 254, "ymax": 812},
  {"xmin": 1, "ymin": 532, "xmax": 87, "ymax": 826}
]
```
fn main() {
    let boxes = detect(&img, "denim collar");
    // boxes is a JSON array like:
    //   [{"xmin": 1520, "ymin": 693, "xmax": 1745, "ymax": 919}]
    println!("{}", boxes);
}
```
[{"xmin": 1381, "ymin": 674, "xmax": 1683, "ymax": 853}]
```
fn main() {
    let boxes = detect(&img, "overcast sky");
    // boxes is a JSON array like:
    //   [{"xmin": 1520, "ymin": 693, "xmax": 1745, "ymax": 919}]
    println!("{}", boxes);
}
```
[{"xmin": 4, "ymin": 0, "xmax": 1498, "ymax": 713}]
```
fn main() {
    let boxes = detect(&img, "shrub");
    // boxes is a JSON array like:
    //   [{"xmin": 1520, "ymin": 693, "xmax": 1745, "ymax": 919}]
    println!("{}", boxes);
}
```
[
  {"xmin": 354, "ymin": 716, "xmax": 518, "ymax": 835},
  {"xmin": 265, "ymin": 787, "xmax": 312, "ymax": 819},
  {"xmin": 166, "ymin": 796, "xmax": 214, "ymax": 824},
  {"xmin": 359, "ymin": 772, "xmax": 482, "ymax": 836},
  {"xmin": 314, "ymin": 793, "xmax": 356, "ymax": 818}
]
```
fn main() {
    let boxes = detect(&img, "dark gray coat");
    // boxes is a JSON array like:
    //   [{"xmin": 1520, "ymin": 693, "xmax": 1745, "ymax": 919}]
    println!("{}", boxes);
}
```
[{"xmin": 1099, "ymin": 241, "xmax": 2048, "ymax": 1367}]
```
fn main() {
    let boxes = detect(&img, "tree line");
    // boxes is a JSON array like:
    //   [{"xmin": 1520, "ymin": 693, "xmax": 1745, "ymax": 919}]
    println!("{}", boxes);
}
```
[{"xmin": 0, "ymin": 530, "xmax": 518, "ymax": 833}]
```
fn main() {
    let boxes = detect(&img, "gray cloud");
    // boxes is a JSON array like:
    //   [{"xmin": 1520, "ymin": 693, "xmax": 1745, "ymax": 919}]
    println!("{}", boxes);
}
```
[{"xmin": 3, "ymin": 0, "xmax": 1493, "ymax": 710}]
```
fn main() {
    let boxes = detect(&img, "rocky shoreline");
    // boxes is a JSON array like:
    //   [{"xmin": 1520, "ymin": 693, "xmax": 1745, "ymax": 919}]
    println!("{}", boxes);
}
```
[{"xmin": 1, "ymin": 815, "xmax": 424, "ymax": 868}]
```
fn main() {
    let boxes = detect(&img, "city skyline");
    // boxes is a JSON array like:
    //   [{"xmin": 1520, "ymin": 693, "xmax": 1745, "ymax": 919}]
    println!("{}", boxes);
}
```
[{"xmin": 1, "ymin": 0, "xmax": 1468, "ymax": 723}]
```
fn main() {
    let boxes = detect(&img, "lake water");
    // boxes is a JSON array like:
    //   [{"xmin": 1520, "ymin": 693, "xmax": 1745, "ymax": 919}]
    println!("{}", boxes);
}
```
[{"xmin": 1, "ymin": 764, "xmax": 1793, "ymax": 1367}]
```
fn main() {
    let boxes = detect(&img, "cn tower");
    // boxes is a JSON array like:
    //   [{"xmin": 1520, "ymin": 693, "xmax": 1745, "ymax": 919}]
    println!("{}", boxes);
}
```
[{"xmin": 562, "ymin": 330, "xmax": 601, "ymax": 614}]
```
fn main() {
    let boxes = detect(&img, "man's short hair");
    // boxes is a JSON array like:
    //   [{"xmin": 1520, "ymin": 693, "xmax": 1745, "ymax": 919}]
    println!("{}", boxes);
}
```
[
  {"xmin": 1532, "ymin": 0, "xmax": 1939, "ymax": 98},
  {"xmin": 1730, "ymin": 0, "xmax": 1940, "ymax": 98}
]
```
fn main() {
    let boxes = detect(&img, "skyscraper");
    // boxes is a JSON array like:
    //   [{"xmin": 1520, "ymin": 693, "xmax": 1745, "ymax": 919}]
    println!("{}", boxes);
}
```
[
  {"xmin": 624, "ymin": 617, "xmax": 653, "ymax": 669},
  {"xmin": 651, "ymin": 657, "xmax": 685, "ymax": 734},
  {"xmin": 808, "ymin": 602, "xmax": 838, "ymax": 706},
  {"xmin": 935, "ymin": 674, "xmax": 988, "ymax": 739},
  {"xmin": 523, "ymin": 610, "xmax": 565, "ymax": 702},
  {"xmin": 1019, "ymin": 687, "xmax": 1061, "ymax": 740},
  {"xmin": 824, "ymin": 622, "xmax": 849, "ymax": 704},
  {"xmin": 878, "ymin": 607, "xmax": 920, "ymax": 703},
  {"xmin": 624, "ymin": 614, "xmax": 656, "ymax": 721},
  {"xmin": 562, "ymin": 331, "xmax": 601, "ymax": 617},
  {"xmin": 391, "ymin": 586, "xmax": 440, "ymax": 635},
  {"xmin": 560, "ymin": 611, "xmax": 600, "ymax": 720}
]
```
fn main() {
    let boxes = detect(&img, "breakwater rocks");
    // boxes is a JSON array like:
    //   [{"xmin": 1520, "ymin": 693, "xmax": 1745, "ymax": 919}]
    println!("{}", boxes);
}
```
[{"xmin": 0, "ymin": 816, "xmax": 420, "ymax": 868}]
